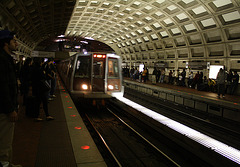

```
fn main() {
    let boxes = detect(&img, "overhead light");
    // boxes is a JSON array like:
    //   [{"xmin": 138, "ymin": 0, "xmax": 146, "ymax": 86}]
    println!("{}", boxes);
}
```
[
  {"xmin": 80, "ymin": 41, "xmax": 88, "ymax": 44},
  {"xmin": 85, "ymin": 37, "xmax": 95, "ymax": 40}
]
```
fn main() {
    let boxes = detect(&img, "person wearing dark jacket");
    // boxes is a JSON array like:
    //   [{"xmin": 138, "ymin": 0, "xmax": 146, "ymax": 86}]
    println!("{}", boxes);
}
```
[
  {"xmin": 0, "ymin": 30, "xmax": 22, "ymax": 167},
  {"xmin": 230, "ymin": 71, "xmax": 239, "ymax": 95},
  {"xmin": 31, "ymin": 58, "xmax": 54, "ymax": 121},
  {"xmin": 20, "ymin": 57, "xmax": 32, "ymax": 105},
  {"xmin": 49, "ymin": 58, "xmax": 57, "ymax": 98},
  {"xmin": 42, "ymin": 59, "xmax": 54, "ymax": 101},
  {"xmin": 216, "ymin": 68, "xmax": 227, "ymax": 98}
]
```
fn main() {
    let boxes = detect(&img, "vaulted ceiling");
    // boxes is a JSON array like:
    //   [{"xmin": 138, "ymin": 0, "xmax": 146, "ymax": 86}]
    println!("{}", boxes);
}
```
[
  {"xmin": 0, "ymin": 0, "xmax": 75, "ymax": 54},
  {"xmin": 0, "ymin": 0, "xmax": 240, "ymax": 66}
]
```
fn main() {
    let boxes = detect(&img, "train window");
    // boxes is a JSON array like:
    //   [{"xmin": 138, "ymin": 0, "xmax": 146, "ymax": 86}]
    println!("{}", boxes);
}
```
[
  {"xmin": 63, "ymin": 62, "xmax": 67, "ymax": 75},
  {"xmin": 68, "ymin": 58, "xmax": 75, "ymax": 77},
  {"xmin": 93, "ymin": 61, "xmax": 104, "ymax": 78},
  {"xmin": 64, "ymin": 61, "xmax": 70, "ymax": 75},
  {"xmin": 108, "ymin": 58, "xmax": 119, "ymax": 78},
  {"xmin": 74, "ymin": 57, "xmax": 91, "ymax": 78}
]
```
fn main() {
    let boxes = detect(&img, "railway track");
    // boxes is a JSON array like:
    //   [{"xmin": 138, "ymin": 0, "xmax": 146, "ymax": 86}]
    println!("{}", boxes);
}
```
[
  {"xmin": 79, "ymin": 101, "xmax": 211, "ymax": 167},
  {"xmin": 72, "ymin": 86, "xmax": 240, "ymax": 166}
]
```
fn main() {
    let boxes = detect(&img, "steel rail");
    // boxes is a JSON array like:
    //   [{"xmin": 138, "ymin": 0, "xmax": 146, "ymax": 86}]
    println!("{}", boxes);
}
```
[
  {"xmin": 85, "ymin": 113, "xmax": 122, "ymax": 167},
  {"xmin": 106, "ymin": 107, "xmax": 181, "ymax": 167}
]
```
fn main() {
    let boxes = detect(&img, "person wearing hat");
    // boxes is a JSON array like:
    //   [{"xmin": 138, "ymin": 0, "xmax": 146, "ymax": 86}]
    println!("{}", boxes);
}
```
[{"xmin": 0, "ymin": 30, "xmax": 22, "ymax": 167}]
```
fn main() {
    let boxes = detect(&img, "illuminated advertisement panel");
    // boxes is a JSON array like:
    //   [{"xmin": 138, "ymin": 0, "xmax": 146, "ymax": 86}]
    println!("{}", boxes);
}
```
[
  {"xmin": 209, "ymin": 65, "xmax": 224, "ymax": 79},
  {"xmin": 139, "ymin": 64, "xmax": 144, "ymax": 72}
]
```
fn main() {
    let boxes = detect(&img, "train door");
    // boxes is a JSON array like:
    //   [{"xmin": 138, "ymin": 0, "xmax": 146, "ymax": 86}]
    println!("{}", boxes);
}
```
[
  {"xmin": 66, "ymin": 57, "xmax": 75, "ymax": 90},
  {"xmin": 92, "ymin": 54, "xmax": 106, "ymax": 92},
  {"xmin": 106, "ymin": 55, "xmax": 122, "ymax": 93}
]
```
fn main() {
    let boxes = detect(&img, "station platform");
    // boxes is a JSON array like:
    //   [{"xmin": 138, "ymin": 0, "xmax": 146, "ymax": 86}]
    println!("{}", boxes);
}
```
[
  {"xmin": 11, "ymin": 77, "xmax": 239, "ymax": 166},
  {"xmin": 123, "ymin": 78, "xmax": 240, "ymax": 123},
  {"xmin": 12, "ymin": 79, "xmax": 106, "ymax": 167},
  {"xmin": 117, "ymin": 79, "xmax": 240, "ymax": 166}
]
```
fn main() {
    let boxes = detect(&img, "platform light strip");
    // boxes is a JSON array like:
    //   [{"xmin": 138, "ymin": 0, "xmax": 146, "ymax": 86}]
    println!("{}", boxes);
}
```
[{"xmin": 116, "ymin": 96, "xmax": 240, "ymax": 165}]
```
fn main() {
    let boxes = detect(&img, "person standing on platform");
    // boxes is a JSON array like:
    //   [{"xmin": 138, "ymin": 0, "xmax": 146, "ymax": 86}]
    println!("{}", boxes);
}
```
[
  {"xmin": 16, "ymin": 55, "xmax": 24, "ymax": 95},
  {"xmin": 146, "ymin": 67, "xmax": 149, "ymax": 81},
  {"xmin": 191, "ymin": 71, "xmax": 200, "ymax": 89},
  {"xmin": 133, "ymin": 67, "xmax": 138, "ymax": 80},
  {"xmin": 43, "ymin": 59, "xmax": 54, "ymax": 101},
  {"xmin": 160, "ymin": 69, "xmax": 165, "ymax": 83},
  {"xmin": 230, "ymin": 71, "xmax": 239, "ymax": 95},
  {"xmin": 188, "ymin": 71, "xmax": 193, "ymax": 88},
  {"xmin": 172, "ymin": 70, "xmax": 176, "ymax": 85},
  {"xmin": 20, "ymin": 57, "xmax": 32, "ymax": 105},
  {"xmin": 181, "ymin": 69, "xmax": 186, "ymax": 86},
  {"xmin": 156, "ymin": 68, "xmax": 161, "ymax": 83},
  {"xmin": 226, "ymin": 70, "xmax": 233, "ymax": 94},
  {"xmin": 49, "ymin": 58, "xmax": 57, "ymax": 98},
  {"xmin": 176, "ymin": 69, "xmax": 180, "ymax": 85},
  {"xmin": 31, "ymin": 58, "xmax": 54, "ymax": 121},
  {"xmin": 168, "ymin": 70, "xmax": 173, "ymax": 84},
  {"xmin": 216, "ymin": 68, "xmax": 227, "ymax": 98},
  {"xmin": 152, "ymin": 67, "xmax": 157, "ymax": 84},
  {"xmin": 15, "ymin": 55, "xmax": 24, "ymax": 81},
  {"xmin": 0, "ymin": 30, "xmax": 22, "ymax": 167},
  {"xmin": 130, "ymin": 67, "xmax": 134, "ymax": 80},
  {"xmin": 142, "ymin": 68, "xmax": 147, "ymax": 83}
]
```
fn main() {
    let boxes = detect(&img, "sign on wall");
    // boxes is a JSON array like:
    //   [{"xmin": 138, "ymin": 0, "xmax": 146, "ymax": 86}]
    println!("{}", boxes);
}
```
[{"xmin": 31, "ymin": 51, "xmax": 55, "ymax": 58}]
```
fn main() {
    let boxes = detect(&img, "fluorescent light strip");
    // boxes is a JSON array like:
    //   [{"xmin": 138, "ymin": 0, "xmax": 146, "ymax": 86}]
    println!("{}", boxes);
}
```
[{"xmin": 116, "ymin": 96, "xmax": 240, "ymax": 165}]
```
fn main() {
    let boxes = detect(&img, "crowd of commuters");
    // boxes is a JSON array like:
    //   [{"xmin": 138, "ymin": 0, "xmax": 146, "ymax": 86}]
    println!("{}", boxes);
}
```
[
  {"xmin": 0, "ymin": 30, "xmax": 57, "ymax": 167},
  {"xmin": 123, "ymin": 66, "xmax": 239, "ymax": 97}
]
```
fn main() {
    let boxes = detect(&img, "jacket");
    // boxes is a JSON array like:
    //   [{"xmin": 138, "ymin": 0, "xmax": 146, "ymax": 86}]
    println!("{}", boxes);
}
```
[
  {"xmin": 0, "ymin": 49, "xmax": 18, "ymax": 114},
  {"xmin": 216, "ymin": 69, "xmax": 226, "ymax": 84},
  {"xmin": 31, "ymin": 62, "xmax": 48, "ymax": 96}
]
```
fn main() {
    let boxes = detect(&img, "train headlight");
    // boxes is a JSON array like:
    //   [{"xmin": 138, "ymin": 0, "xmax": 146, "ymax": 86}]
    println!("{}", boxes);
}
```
[
  {"xmin": 108, "ymin": 85, "xmax": 114, "ymax": 90},
  {"xmin": 82, "ymin": 84, "xmax": 88, "ymax": 90}
]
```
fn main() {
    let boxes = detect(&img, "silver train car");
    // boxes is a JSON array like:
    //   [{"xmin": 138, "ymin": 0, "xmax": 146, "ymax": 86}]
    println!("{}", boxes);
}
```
[{"xmin": 57, "ymin": 52, "xmax": 124, "ymax": 102}]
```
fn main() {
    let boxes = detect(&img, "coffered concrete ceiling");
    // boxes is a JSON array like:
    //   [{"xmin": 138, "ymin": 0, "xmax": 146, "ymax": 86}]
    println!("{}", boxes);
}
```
[
  {"xmin": 0, "ymin": 0, "xmax": 240, "ymax": 66},
  {"xmin": 0, "ymin": 0, "xmax": 76, "ymax": 54}
]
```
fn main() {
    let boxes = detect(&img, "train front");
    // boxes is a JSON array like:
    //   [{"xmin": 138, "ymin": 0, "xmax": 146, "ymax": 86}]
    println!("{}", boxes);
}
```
[{"xmin": 71, "ymin": 52, "xmax": 124, "ymax": 101}]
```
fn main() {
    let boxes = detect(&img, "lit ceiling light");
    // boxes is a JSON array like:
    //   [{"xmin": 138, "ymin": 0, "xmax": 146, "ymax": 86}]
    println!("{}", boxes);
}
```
[
  {"xmin": 58, "ymin": 35, "xmax": 65, "ymax": 37},
  {"xmin": 85, "ymin": 37, "xmax": 95, "ymax": 40}
]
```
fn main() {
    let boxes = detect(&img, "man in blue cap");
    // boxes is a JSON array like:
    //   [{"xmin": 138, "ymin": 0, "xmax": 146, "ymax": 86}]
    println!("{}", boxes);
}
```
[{"xmin": 0, "ymin": 30, "xmax": 22, "ymax": 167}]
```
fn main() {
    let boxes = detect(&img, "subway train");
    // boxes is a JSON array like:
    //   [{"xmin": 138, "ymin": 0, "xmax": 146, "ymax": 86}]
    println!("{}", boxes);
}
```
[{"xmin": 57, "ymin": 52, "xmax": 124, "ymax": 104}]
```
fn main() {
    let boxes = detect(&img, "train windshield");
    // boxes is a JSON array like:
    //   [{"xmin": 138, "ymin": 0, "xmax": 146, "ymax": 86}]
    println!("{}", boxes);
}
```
[
  {"xmin": 74, "ymin": 56, "xmax": 91, "ymax": 78},
  {"xmin": 108, "ymin": 58, "xmax": 119, "ymax": 78}
]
